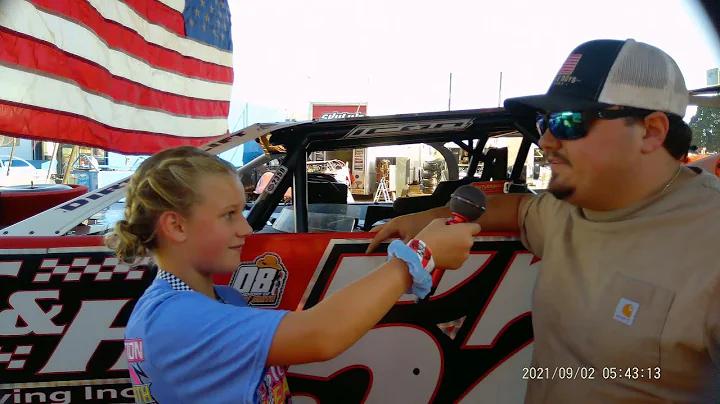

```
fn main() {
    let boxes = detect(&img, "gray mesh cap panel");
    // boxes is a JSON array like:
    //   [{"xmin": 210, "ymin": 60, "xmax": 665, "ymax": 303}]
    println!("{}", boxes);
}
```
[{"xmin": 598, "ymin": 39, "xmax": 689, "ymax": 116}]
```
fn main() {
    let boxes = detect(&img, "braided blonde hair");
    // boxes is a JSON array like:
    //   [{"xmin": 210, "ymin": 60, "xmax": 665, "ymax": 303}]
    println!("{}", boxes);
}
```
[{"xmin": 105, "ymin": 146, "xmax": 238, "ymax": 264}]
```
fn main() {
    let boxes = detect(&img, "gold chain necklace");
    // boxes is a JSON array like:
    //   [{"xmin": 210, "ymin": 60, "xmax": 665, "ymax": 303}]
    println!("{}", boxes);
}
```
[{"xmin": 661, "ymin": 166, "xmax": 682, "ymax": 195}]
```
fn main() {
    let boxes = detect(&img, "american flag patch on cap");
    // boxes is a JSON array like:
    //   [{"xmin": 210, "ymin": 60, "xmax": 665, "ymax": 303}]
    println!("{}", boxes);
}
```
[{"xmin": 558, "ymin": 54, "xmax": 582, "ymax": 75}]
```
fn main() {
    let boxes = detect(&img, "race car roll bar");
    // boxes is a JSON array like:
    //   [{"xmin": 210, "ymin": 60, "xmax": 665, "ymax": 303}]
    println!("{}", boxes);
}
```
[
  {"xmin": 293, "ymin": 146, "xmax": 309, "ymax": 233},
  {"xmin": 245, "ymin": 137, "xmax": 309, "ymax": 232},
  {"xmin": 245, "ymin": 109, "xmax": 541, "ymax": 234}
]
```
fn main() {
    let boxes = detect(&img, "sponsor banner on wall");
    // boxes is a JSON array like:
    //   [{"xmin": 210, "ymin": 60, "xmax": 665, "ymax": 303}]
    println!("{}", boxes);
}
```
[
  {"xmin": 311, "ymin": 103, "xmax": 367, "ymax": 120},
  {"xmin": 310, "ymin": 103, "xmax": 369, "ymax": 190}
]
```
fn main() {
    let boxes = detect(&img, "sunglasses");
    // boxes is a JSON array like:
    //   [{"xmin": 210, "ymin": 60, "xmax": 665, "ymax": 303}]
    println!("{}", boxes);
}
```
[{"xmin": 535, "ymin": 109, "xmax": 654, "ymax": 140}]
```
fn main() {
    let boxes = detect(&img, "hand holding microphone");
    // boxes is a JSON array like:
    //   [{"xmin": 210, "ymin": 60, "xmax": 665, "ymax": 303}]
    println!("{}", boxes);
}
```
[
  {"xmin": 446, "ymin": 185, "xmax": 488, "ymax": 225},
  {"xmin": 416, "ymin": 185, "xmax": 487, "ymax": 302},
  {"xmin": 370, "ymin": 184, "xmax": 486, "ymax": 300}
]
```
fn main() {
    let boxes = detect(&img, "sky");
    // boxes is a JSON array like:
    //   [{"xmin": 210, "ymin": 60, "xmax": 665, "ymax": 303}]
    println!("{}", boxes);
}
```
[{"xmin": 225, "ymin": 0, "xmax": 720, "ymax": 126}]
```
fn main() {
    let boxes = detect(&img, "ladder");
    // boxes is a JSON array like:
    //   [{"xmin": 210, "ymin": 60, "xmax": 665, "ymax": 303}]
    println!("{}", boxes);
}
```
[{"xmin": 374, "ymin": 177, "xmax": 392, "ymax": 202}]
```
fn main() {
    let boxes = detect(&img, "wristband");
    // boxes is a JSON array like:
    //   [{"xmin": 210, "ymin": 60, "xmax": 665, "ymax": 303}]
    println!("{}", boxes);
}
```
[
  {"xmin": 407, "ymin": 239, "xmax": 435, "ymax": 273},
  {"xmin": 387, "ymin": 239, "xmax": 434, "ymax": 298}
]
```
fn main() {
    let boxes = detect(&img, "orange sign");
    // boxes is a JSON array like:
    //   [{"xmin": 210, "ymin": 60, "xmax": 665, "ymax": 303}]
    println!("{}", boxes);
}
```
[{"xmin": 471, "ymin": 180, "xmax": 506, "ymax": 195}]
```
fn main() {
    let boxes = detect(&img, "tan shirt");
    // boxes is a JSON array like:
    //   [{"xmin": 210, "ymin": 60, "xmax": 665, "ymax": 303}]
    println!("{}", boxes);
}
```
[{"xmin": 519, "ymin": 167, "xmax": 720, "ymax": 404}]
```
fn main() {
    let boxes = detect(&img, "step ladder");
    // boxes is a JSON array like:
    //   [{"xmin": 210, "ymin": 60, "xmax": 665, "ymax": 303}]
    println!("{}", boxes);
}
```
[{"xmin": 374, "ymin": 177, "xmax": 392, "ymax": 202}]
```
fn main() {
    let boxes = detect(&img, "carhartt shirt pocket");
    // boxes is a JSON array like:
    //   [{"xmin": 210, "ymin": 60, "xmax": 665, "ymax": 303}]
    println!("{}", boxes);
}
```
[{"xmin": 585, "ymin": 273, "xmax": 675, "ymax": 369}]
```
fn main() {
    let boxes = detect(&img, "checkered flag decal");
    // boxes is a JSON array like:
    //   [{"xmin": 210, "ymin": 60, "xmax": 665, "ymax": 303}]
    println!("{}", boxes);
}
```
[{"xmin": 32, "ymin": 257, "xmax": 150, "ymax": 283}]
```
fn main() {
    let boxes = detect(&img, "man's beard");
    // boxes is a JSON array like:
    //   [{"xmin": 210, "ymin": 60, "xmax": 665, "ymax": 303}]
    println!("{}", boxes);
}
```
[{"xmin": 547, "ymin": 173, "xmax": 575, "ymax": 200}]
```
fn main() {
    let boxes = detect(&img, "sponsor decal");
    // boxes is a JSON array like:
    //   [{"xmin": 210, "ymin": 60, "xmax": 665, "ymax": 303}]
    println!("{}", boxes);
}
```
[
  {"xmin": 0, "ymin": 250, "xmax": 154, "ymax": 400},
  {"xmin": 345, "ymin": 119, "xmax": 474, "ymax": 139},
  {"xmin": 230, "ymin": 253, "xmax": 288, "ymax": 308},
  {"xmin": 200, "ymin": 132, "xmax": 242, "ymax": 152},
  {"xmin": 57, "ymin": 180, "xmax": 130, "ymax": 212},
  {"xmin": 319, "ymin": 111, "xmax": 365, "ymax": 120},
  {"xmin": 264, "ymin": 166, "xmax": 288, "ymax": 196},
  {"xmin": 0, "ymin": 385, "xmax": 137, "ymax": 403},
  {"xmin": 311, "ymin": 103, "xmax": 367, "ymax": 121},
  {"xmin": 471, "ymin": 181, "xmax": 506, "ymax": 195}
]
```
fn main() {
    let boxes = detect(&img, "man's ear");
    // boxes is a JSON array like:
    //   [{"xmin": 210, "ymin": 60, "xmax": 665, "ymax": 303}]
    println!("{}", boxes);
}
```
[
  {"xmin": 156, "ymin": 211, "xmax": 188, "ymax": 243},
  {"xmin": 640, "ymin": 112, "xmax": 670, "ymax": 154}
]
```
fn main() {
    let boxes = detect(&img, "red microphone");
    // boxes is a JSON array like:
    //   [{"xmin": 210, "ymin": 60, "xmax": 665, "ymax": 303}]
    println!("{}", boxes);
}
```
[{"xmin": 418, "ymin": 184, "xmax": 487, "ymax": 303}]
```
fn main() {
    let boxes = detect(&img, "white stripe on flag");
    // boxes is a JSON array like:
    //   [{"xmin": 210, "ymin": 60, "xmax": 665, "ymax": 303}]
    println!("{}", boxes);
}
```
[
  {"xmin": 2, "ymin": 65, "xmax": 229, "ymax": 138},
  {"xmin": 1, "ymin": 0, "xmax": 232, "ymax": 101},
  {"xmin": 87, "ymin": 0, "xmax": 232, "ymax": 66},
  {"xmin": 157, "ymin": 0, "xmax": 186, "ymax": 13}
]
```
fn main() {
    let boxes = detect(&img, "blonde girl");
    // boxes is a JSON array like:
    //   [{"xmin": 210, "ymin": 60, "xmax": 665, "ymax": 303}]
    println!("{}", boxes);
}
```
[{"xmin": 109, "ymin": 146, "xmax": 480, "ymax": 404}]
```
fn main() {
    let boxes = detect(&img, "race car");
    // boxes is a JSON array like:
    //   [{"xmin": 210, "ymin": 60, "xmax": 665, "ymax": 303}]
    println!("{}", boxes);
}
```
[{"xmin": 0, "ymin": 108, "xmax": 542, "ymax": 403}]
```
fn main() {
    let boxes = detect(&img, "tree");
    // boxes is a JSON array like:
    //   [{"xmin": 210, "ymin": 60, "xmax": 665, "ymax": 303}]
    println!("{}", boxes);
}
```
[{"xmin": 689, "ymin": 106, "xmax": 720, "ymax": 153}]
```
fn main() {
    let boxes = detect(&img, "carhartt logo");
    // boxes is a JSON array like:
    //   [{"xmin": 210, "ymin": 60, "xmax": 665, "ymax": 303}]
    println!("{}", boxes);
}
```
[{"xmin": 613, "ymin": 298, "xmax": 639, "ymax": 326}]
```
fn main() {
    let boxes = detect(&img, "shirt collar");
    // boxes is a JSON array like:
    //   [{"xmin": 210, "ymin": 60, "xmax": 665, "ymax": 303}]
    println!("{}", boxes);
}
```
[
  {"xmin": 156, "ymin": 269, "xmax": 227, "ymax": 303},
  {"xmin": 156, "ymin": 269, "xmax": 193, "ymax": 292}
]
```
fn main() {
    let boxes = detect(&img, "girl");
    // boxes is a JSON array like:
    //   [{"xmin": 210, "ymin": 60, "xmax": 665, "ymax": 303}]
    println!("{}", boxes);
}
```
[{"xmin": 108, "ymin": 146, "xmax": 480, "ymax": 404}]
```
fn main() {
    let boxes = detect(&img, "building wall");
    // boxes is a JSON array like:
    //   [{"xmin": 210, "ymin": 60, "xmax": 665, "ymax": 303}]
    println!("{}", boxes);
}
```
[{"xmin": 0, "ymin": 138, "xmax": 33, "ymax": 160}]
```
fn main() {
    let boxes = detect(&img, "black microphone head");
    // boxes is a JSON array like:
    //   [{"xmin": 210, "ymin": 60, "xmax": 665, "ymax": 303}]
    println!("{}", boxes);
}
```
[{"xmin": 447, "ymin": 184, "xmax": 487, "ymax": 222}]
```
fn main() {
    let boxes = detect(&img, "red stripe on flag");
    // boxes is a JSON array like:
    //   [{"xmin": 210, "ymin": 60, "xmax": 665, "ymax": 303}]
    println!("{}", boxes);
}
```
[
  {"xmin": 0, "ymin": 29, "xmax": 229, "ymax": 118},
  {"xmin": 124, "ymin": 0, "xmax": 186, "ymax": 36},
  {"xmin": 31, "ymin": 0, "xmax": 232, "ymax": 83},
  {"xmin": 0, "ymin": 101, "xmax": 225, "ymax": 155}
]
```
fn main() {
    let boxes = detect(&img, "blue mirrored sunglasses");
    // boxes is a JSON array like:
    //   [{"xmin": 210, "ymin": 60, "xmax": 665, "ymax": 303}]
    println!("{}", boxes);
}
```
[{"xmin": 535, "ymin": 109, "xmax": 654, "ymax": 140}]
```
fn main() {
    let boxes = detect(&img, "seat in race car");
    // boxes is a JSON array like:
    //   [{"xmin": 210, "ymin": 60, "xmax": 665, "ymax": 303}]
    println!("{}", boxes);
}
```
[
  {"xmin": 255, "ymin": 172, "xmax": 347, "ymax": 204},
  {"xmin": 307, "ymin": 173, "xmax": 347, "ymax": 204},
  {"xmin": 392, "ymin": 147, "xmax": 510, "ymax": 215}
]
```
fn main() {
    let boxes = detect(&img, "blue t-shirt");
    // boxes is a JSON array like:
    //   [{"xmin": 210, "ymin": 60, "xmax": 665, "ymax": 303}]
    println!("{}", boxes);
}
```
[{"xmin": 124, "ymin": 270, "xmax": 291, "ymax": 404}]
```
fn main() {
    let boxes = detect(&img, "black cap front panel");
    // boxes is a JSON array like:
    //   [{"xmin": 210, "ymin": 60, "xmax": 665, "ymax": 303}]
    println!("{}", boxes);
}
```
[{"xmin": 547, "ymin": 39, "xmax": 627, "ymax": 103}]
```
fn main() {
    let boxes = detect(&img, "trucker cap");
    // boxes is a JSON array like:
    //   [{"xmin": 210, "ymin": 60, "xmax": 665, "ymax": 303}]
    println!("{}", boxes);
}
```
[{"xmin": 504, "ymin": 39, "xmax": 689, "ymax": 117}]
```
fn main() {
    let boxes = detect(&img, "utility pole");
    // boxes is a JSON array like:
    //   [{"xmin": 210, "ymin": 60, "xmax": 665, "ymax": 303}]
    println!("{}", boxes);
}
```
[
  {"xmin": 498, "ymin": 71, "xmax": 503, "ymax": 107},
  {"xmin": 448, "ymin": 72, "xmax": 453, "ymax": 111}
]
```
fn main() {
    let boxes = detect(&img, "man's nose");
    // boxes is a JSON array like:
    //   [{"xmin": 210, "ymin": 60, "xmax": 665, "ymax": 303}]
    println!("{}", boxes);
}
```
[{"xmin": 538, "ymin": 129, "xmax": 561, "ymax": 151}]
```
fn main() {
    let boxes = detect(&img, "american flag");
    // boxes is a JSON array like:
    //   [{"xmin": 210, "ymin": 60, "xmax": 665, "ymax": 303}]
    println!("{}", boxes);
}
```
[
  {"xmin": 557, "ymin": 54, "xmax": 582, "ymax": 76},
  {"xmin": 0, "ymin": 0, "xmax": 233, "ymax": 155}
]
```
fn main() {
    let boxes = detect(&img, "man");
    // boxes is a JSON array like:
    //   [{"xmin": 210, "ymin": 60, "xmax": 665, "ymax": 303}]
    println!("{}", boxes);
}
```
[{"xmin": 367, "ymin": 39, "xmax": 720, "ymax": 403}]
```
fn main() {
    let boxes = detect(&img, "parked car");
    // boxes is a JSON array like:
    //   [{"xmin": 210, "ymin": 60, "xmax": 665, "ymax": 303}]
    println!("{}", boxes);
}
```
[{"xmin": 0, "ymin": 155, "xmax": 52, "ymax": 186}]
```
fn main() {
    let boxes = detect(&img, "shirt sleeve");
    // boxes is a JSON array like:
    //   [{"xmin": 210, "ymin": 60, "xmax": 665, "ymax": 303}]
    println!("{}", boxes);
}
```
[
  {"xmin": 144, "ymin": 292, "xmax": 289, "ymax": 403},
  {"xmin": 517, "ymin": 192, "xmax": 570, "ymax": 258}
]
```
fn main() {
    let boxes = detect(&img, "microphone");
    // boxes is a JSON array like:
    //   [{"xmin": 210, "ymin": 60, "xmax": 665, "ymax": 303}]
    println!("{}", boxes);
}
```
[{"xmin": 417, "ymin": 184, "xmax": 487, "ymax": 303}]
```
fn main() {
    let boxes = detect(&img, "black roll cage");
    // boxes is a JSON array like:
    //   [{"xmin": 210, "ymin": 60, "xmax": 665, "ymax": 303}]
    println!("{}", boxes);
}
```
[{"xmin": 245, "ymin": 107, "xmax": 539, "ymax": 232}]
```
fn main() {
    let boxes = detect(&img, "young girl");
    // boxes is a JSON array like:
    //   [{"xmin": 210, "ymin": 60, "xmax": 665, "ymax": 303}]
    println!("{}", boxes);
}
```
[{"xmin": 108, "ymin": 146, "xmax": 480, "ymax": 404}]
